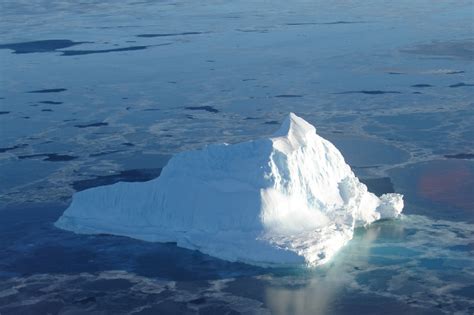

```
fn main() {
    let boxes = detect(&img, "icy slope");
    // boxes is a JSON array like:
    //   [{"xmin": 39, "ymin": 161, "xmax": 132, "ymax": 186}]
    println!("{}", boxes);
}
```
[{"xmin": 56, "ymin": 113, "xmax": 403, "ymax": 266}]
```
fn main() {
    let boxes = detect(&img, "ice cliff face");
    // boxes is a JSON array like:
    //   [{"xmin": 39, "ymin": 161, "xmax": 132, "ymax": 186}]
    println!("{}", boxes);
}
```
[{"xmin": 56, "ymin": 113, "xmax": 403, "ymax": 266}]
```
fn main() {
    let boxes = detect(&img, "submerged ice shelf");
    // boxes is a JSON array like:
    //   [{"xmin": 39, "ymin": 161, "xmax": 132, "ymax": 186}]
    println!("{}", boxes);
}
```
[{"xmin": 56, "ymin": 113, "xmax": 403, "ymax": 266}]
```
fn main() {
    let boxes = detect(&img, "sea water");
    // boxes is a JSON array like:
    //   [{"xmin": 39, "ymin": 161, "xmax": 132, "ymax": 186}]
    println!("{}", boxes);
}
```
[{"xmin": 0, "ymin": 0, "xmax": 473, "ymax": 314}]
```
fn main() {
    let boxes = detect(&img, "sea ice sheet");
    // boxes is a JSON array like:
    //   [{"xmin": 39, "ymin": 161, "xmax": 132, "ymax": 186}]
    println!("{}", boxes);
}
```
[{"xmin": 56, "ymin": 113, "xmax": 403, "ymax": 266}]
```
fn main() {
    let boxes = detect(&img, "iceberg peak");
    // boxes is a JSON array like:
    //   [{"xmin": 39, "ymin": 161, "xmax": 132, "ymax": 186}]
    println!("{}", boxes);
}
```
[
  {"xmin": 273, "ymin": 112, "xmax": 316, "ymax": 138},
  {"xmin": 56, "ymin": 113, "xmax": 403, "ymax": 267},
  {"xmin": 271, "ymin": 113, "xmax": 317, "ymax": 154}
]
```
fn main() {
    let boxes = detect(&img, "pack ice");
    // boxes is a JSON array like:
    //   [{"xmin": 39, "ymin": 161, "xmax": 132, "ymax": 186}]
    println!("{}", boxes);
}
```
[{"xmin": 56, "ymin": 113, "xmax": 403, "ymax": 266}]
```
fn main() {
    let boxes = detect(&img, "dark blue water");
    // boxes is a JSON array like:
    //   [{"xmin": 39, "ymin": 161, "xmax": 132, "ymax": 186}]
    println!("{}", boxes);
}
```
[{"xmin": 1, "ymin": 1, "xmax": 473, "ymax": 314}]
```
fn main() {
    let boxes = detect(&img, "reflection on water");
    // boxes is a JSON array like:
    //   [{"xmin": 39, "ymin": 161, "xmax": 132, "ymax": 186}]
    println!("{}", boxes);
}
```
[
  {"xmin": 417, "ymin": 161, "xmax": 473, "ymax": 211},
  {"xmin": 390, "ymin": 159, "xmax": 474, "ymax": 223},
  {"xmin": 260, "ymin": 216, "xmax": 473, "ymax": 314},
  {"xmin": 264, "ymin": 227, "xmax": 380, "ymax": 315}
]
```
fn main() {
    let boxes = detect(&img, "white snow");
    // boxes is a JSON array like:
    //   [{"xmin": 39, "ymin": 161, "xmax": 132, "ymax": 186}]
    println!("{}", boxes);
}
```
[{"xmin": 56, "ymin": 113, "xmax": 403, "ymax": 267}]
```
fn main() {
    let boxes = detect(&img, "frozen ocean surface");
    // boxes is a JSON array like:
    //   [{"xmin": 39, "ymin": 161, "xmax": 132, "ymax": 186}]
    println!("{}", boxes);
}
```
[{"xmin": 0, "ymin": 0, "xmax": 473, "ymax": 314}]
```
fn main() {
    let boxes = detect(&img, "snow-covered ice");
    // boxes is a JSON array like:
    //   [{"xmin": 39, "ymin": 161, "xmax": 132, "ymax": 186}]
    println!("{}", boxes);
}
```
[{"xmin": 56, "ymin": 113, "xmax": 403, "ymax": 266}]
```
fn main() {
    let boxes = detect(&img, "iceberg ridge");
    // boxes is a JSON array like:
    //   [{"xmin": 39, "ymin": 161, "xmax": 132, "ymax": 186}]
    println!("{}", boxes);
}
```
[{"xmin": 56, "ymin": 113, "xmax": 403, "ymax": 266}]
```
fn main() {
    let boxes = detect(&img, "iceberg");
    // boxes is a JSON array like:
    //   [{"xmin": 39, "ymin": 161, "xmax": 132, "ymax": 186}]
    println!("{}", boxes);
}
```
[{"xmin": 56, "ymin": 113, "xmax": 403, "ymax": 266}]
